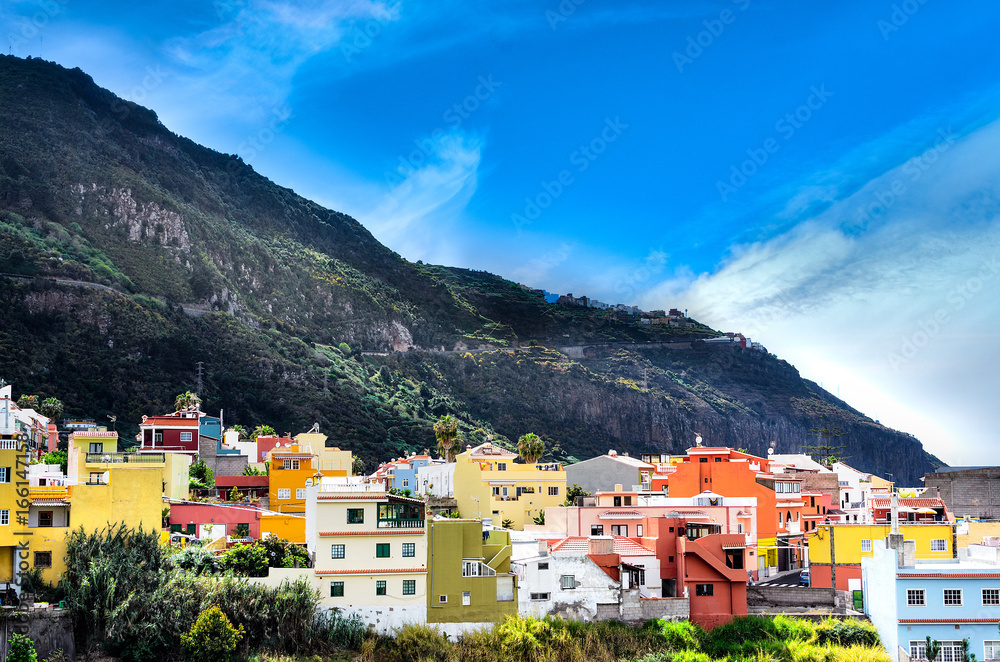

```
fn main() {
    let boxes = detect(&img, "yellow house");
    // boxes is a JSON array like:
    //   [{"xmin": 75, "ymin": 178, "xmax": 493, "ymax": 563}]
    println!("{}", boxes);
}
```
[
  {"xmin": 807, "ymin": 522, "xmax": 954, "ymax": 591},
  {"xmin": 267, "ymin": 444, "xmax": 322, "ymax": 514},
  {"xmin": 452, "ymin": 443, "xmax": 567, "ymax": 530},
  {"xmin": 294, "ymin": 431, "xmax": 352, "ymax": 478},
  {"xmin": 67, "ymin": 429, "xmax": 190, "ymax": 500},
  {"xmin": 956, "ymin": 520, "xmax": 1000, "ymax": 549},
  {"xmin": 0, "ymin": 440, "xmax": 27, "ymax": 586}
]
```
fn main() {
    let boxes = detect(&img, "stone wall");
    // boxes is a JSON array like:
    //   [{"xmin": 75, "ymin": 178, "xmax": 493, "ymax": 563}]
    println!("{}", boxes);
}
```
[
  {"xmin": 0, "ymin": 609, "xmax": 76, "ymax": 661},
  {"xmin": 747, "ymin": 585, "xmax": 835, "ymax": 610},
  {"xmin": 924, "ymin": 468, "xmax": 1000, "ymax": 519},
  {"xmin": 620, "ymin": 589, "xmax": 689, "ymax": 622}
]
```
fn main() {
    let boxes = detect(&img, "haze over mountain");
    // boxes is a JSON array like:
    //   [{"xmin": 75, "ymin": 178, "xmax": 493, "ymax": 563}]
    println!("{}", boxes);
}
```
[{"xmin": 0, "ymin": 56, "xmax": 941, "ymax": 482}]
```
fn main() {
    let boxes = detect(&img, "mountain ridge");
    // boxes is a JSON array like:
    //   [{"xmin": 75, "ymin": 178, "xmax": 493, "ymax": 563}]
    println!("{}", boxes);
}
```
[{"xmin": 0, "ymin": 55, "xmax": 943, "ymax": 482}]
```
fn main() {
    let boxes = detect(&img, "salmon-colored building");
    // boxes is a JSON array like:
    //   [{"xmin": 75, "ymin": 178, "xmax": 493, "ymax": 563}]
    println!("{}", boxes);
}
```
[
  {"xmin": 651, "ymin": 445, "xmax": 810, "ymax": 575},
  {"xmin": 677, "ymin": 532, "xmax": 749, "ymax": 628}
]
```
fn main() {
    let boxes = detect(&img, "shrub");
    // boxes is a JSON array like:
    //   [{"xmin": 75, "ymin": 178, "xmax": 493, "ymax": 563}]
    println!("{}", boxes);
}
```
[
  {"xmin": 657, "ymin": 619, "xmax": 703, "ymax": 651},
  {"xmin": 221, "ymin": 542, "xmax": 270, "ymax": 576},
  {"xmin": 830, "ymin": 645, "xmax": 893, "ymax": 662},
  {"xmin": 6, "ymin": 633, "xmax": 38, "ymax": 662},
  {"xmin": 172, "ymin": 546, "xmax": 221, "ymax": 574},
  {"xmin": 814, "ymin": 619, "xmax": 880, "ymax": 648},
  {"xmin": 181, "ymin": 605, "xmax": 245, "ymax": 662},
  {"xmin": 389, "ymin": 624, "xmax": 450, "ymax": 662}
]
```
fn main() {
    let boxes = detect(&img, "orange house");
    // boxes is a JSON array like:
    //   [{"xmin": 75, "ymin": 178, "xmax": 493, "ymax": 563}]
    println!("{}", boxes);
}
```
[
  {"xmin": 266, "ymin": 443, "xmax": 321, "ymax": 514},
  {"xmin": 678, "ymin": 533, "xmax": 749, "ymax": 629},
  {"xmin": 652, "ymin": 446, "xmax": 810, "ymax": 574}
]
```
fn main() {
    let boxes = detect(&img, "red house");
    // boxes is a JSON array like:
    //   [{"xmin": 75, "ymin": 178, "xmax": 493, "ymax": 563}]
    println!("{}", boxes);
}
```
[
  {"xmin": 137, "ymin": 410, "xmax": 201, "ymax": 455},
  {"xmin": 168, "ymin": 502, "xmax": 262, "ymax": 540},
  {"xmin": 677, "ymin": 533, "xmax": 749, "ymax": 628}
]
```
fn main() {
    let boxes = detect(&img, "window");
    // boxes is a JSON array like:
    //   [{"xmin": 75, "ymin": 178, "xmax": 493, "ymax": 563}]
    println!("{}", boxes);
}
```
[
  {"xmin": 277, "ymin": 488, "xmax": 291, "ymax": 499},
  {"xmin": 402, "ymin": 479, "xmax": 409, "ymax": 488},
  {"xmin": 496, "ymin": 463, "xmax": 507, "ymax": 471},
  {"xmin": 548, "ymin": 486, "xmax": 559, "ymax": 496},
  {"xmin": 695, "ymin": 584, "xmax": 714, "ymax": 596},
  {"xmin": 331, "ymin": 544, "xmax": 345, "ymax": 559},
  {"xmin": 0, "ymin": 510, "xmax": 7, "ymax": 526},
  {"xmin": 668, "ymin": 556, "xmax": 674, "ymax": 562},
  {"xmin": 715, "ymin": 457, "xmax": 722, "ymax": 462},
  {"xmin": 462, "ymin": 591, "xmax": 471, "ymax": 606},
  {"xmin": 611, "ymin": 525, "xmax": 628, "ymax": 536},
  {"xmin": 34, "ymin": 551, "xmax": 52, "ymax": 568},
  {"xmin": 560, "ymin": 575, "xmax": 575, "ymax": 589},
  {"xmin": 614, "ymin": 496, "xmax": 622, "ymax": 507},
  {"xmin": 347, "ymin": 508, "xmax": 364, "ymax": 524},
  {"xmin": 154, "ymin": 432, "xmax": 163, "ymax": 444},
  {"xmin": 0, "ymin": 467, "xmax": 8, "ymax": 482},
  {"xmin": 944, "ymin": 589, "xmax": 963, "ymax": 606},
  {"xmin": 296, "ymin": 488, "xmax": 306, "ymax": 499},
  {"xmin": 984, "ymin": 641, "xmax": 1000, "ymax": 661},
  {"xmin": 330, "ymin": 582, "xmax": 344, "ymax": 597},
  {"xmin": 38, "ymin": 511, "xmax": 53, "ymax": 527},
  {"xmin": 984, "ymin": 589, "xmax": 1000, "ymax": 606},
  {"xmin": 283, "ymin": 459, "xmax": 300, "ymax": 470},
  {"xmin": 439, "ymin": 595, "xmax": 448, "ymax": 603},
  {"xmin": 624, "ymin": 496, "xmax": 632, "ymax": 506},
  {"xmin": 910, "ymin": 641, "xmax": 927, "ymax": 661},
  {"xmin": 376, "ymin": 543, "xmax": 390, "ymax": 558},
  {"xmin": 180, "ymin": 432, "xmax": 192, "ymax": 442},
  {"xmin": 938, "ymin": 641, "xmax": 964, "ymax": 662},
  {"xmin": 538, "ymin": 562, "xmax": 549, "ymax": 570},
  {"xmin": 402, "ymin": 543, "xmax": 416, "ymax": 557},
  {"xmin": 778, "ymin": 512, "xmax": 782, "ymax": 525},
  {"xmin": 931, "ymin": 539, "xmax": 948, "ymax": 552},
  {"xmin": 492, "ymin": 486, "xmax": 500, "ymax": 496},
  {"xmin": 861, "ymin": 539, "xmax": 872, "ymax": 553},
  {"xmin": 376, "ymin": 581, "xmax": 386, "ymax": 596},
  {"xmin": 89, "ymin": 442, "xmax": 103, "ymax": 453},
  {"xmin": 737, "ymin": 524, "xmax": 744, "ymax": 534},
  {"xmin": 637, "ymin": 524, "xmax": 643, "ymax": 537},
  {"xmin": 699, "ymin": 457, "xmax": 708, "ymax": 463},
  {"xmin": 530, "ymin": 592, "xmax": 550, "ymax": 600},
  {"xmin": 907, "ymin": 589, "xmax": 925, "ymax": 606},
  {"xmin": 402, "ymin": 580, "xmax": 416, "ymax": 595}
]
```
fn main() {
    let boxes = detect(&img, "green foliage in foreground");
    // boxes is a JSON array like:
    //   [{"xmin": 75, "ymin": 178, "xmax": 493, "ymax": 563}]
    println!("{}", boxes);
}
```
[{"xmin": 364, "ymin": 615, "xmax": 886, "ymax": 662}]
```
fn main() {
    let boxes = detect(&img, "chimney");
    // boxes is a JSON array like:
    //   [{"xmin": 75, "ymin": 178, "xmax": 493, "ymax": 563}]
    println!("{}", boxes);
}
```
[
  {"xmin": 589, "ymin": 536, "xmax": 613, "ymax": 555},
  {"xmin": 614, "ymin": 484, "xmax": 623, "ymax": 492}
]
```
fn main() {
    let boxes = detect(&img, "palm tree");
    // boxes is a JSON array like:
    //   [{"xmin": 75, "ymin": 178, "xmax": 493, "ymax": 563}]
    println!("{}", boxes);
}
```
[
  {"xmin": 174, "ymin": 391, "xmax": 202, "ymax": 411},
  {"xmin": 231, "ymin": 424, "xmax": 247, "ymax": 442},
  {"xmin": 251, "ymin": 424, "xmax": 275, "ymax": 442},
  {"xmin": 517, "ymin": 432, "xmax": 544, "ymax": 465},
  {"xmin": 433, "ymin": 415, "xmax": 462, "ymax": 463}
]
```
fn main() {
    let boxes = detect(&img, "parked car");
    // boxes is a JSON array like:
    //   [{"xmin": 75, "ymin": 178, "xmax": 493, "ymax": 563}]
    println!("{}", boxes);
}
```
[{"xmin": 799, "ymin": 569, "xmax": 810, "ymax": 586}]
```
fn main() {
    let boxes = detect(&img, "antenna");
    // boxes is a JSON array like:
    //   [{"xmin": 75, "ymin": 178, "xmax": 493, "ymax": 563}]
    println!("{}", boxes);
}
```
[{"xmin": 196, "ymin": 361, "xmax": 204, "ymax": 395}]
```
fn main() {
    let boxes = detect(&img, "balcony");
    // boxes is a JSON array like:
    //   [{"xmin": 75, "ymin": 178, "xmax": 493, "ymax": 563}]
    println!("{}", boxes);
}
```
[
  {"xmin": 0, "ymin": 440, "xmax": 23, "ymax": 450},
  {"xmin": 86, "ymin": 452, "xmax": 165, "ymax": 464},
  {"xmin": 377, "ymin": 518, "xmax": 425, "ymax": 529},
  {"xmin": 319, "ymin": 482, "xmax": 385, "ymax": 493}
]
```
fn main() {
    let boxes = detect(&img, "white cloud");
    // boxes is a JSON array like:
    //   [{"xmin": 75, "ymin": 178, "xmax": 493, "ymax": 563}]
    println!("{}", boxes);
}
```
[
  {"xmin": 510, "ymin": 243, "xmax": 573, "ymax": 285},
  {"xmin": 641, "ymin": 117, "xmax": 1000, "ymax": 466}
]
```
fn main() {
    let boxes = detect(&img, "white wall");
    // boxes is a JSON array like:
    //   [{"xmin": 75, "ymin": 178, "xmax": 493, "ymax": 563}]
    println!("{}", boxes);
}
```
[
  {"xmin": 514, "ymin": 553, "xmax": 619, "ymax": 620},
  {"xmin": 861, "ymin": 541, "xmax": 900, "ymax": 660},
  {"xmin": 417, "ymin": 463, "xmax": 455, "ymax": 496}
]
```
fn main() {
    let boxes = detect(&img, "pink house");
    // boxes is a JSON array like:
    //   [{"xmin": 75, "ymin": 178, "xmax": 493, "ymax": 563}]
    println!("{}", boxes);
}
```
[{"xmin": 168, "ymin": 502, "xmax": 263, "ymax": 540}]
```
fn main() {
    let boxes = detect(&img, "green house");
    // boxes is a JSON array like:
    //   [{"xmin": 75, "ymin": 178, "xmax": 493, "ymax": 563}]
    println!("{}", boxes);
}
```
[{"xmin": 426, "ymin": 520, "xmax": 518, "ymax": 623}]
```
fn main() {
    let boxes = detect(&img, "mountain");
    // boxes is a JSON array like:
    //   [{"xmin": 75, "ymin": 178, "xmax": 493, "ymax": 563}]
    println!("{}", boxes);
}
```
[{"xmin": 0, "ymin": 56, "xmax": 943, "ymax": 482}]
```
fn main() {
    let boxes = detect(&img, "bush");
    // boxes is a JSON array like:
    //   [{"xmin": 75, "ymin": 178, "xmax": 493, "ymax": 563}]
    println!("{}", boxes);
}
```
[
  {"xmin": 657, "ymin": 619, "xmax": 703, "ymax": 651},
  {"xmin": 172, "ymin": 546, "xmax": 221, "ymax": 574},
  {"xmin": 6, "ymin": 633, "xmax": 37, "ymax": 662},
  {"xmin": 221, "ymin": 542, "xmax": 270, "ymax": 577},
  {"xmin": 181, "ymin": 605, "xmax": 245, "ymax": 662},
  {"xmin": 814, "ymin": 619, "xmax": 880, "ymax": 648}
]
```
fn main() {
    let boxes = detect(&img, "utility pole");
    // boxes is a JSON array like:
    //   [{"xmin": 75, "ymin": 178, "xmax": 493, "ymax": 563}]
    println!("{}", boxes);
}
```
[
  {"xmin": 196, "ymin": 361, "xmax": 204, "ymax": 395},
  {"xmin": 323, "ymin": 371, "xmax": 329, "ymax": 395}
]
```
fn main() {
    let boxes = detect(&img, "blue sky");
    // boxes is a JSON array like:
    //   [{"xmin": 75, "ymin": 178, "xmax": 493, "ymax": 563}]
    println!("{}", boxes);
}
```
[{"xmin": 6, "ymin": 0, "xmax": 1000, "ymax": 468}]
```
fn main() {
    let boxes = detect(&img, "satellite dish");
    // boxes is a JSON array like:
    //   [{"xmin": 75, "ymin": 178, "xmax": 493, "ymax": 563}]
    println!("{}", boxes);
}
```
[
  {"xmin": 305, "ymin": 478, "xmax": 314, "ymax": 487},
  {"xmin": 767, "ymin": 448, "xmax": 774, "ymax": 455},
  {"xmin": 695, "ymin": 435, "xmax": 703, "ymax": 447}
]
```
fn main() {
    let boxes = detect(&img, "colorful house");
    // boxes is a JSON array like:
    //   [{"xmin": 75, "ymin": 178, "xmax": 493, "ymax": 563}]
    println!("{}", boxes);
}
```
[
  {"xmin": 563, "ymin": 451, "xmax": 655, "ymax": 495},
  {"xmin": 267, "ymin": 443, "xmax": 322, "ymax": 514},
  {"xmin": 68, "ymin": 429, "xmax": 190, "ymax": 500},
  {"xmin": 451, "ymin": 443, "xmax": 567, "ymax": 529},
  {"xmin": 863, "ymin": 538, "xmax": 1000, "ymax": 662},
  {"xmin": 426, "ymin": 519, "xmax": 517, "ymax": 625},
  {"xmin": 137, "ymin": 409, "xmax": 202, "ymax": 456},
  {"xmin": 808, "ymin": 521, "xmax": 956, "ymax": 592},
  {"xmin": 294, "ymin": 430, "xmax": 352, "ymax": 478}
]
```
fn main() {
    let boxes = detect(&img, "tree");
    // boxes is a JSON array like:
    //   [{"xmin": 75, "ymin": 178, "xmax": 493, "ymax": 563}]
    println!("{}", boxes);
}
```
[
  {"xmin": 251, "ymin": 424, "xmax": 275, "ymax": 442},
  {"xmin": 563, "ymin": 483, "xmax": 590, "ymax": 506},
  {"xmin": 433, "ymin": 415, "xmax": 462, "ymax": 463},
  {"xmin": 180, "ymin": 605, "xmax": 245, "ymax": 662},
  {"xmin": 926, "ymin": 636, "xmax": 941, "ymax": 662},
  {"xmin": 501, "ymin": 518, "xmax": 514, "ymax": 529},
  {"xmin": 242, "ymin": 465, "xmax": 265, "ymax": 476},
  {"xmin": 804, "ymin": 420, "xmax": 848, "ymax": 467},
  {"xmin": 174, "ymin": 391, "xmax": 202, "ymax": 411},
  {"xmin": 6, "ymin": 632, "xmax": 37, "ymax": 662},
  {"xmin": 533, "ymin": 510, "xmax": 545, "ymax": 525},
  {"xmin": 228, "ymin": 485, "xmax": 240, "ymax": 502},
  {"xmin": 517, "ymin": 432, "xmax": 544, "ymax": 465},
  {"xmin": 352, "ymin": 455, "xmax": 367, "ymax": 476},
  {"xmin": 16, "ymin": 394, "xmax": 38, "ymax": 410},
  {"xmin": 39, "ymin": 397, "xmax": 63, "ymax": 420},
  {"xmin": 41, "ymin": 450, "xmax": 68, "ymax": 475},
  {"xmin": 190, "ymin": 461, "xmax": 214, "ymax": 491},
  {"xmin": 231, "ymin": 424, "xmax": 247, "ymax": 442}
]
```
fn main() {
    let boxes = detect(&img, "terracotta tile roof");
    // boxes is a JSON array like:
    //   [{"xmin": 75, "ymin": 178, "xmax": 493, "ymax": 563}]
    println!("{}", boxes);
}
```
[
  {"xmin": 899, "ymin": 619, "xmax": 999, "ymax": 624},
  {"xmin": 550, "ymin": 535, "xmax": 655, "ymax": 556},
  {"xmin": 898, "ymin": 573, "xmax": 1000, "ymax": 578},
  {"xmin": 318, "ymin": 495, "xmax": 386, "ymax": 500},
  {"xmin": 315, "ymin": 567, "xmax": 427, "ymax": 575},
  {"xmin": 871, "ymin": 497, "xmax": 944, "ymax": 508},
  {"xmin": 319, "ymin": 530, "xmax": 425, "ymax": 536},
  {"xmin": 30, "ymin": 499, "xmax": 68, "ymax": 506},
  {"xmin": 598, "ymin": 510, "xmax": 645, "ymax": 519}
]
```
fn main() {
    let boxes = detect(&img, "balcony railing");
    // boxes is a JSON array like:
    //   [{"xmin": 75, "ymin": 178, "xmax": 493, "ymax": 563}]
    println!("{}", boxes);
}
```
[
  {"xmin": 86, "ymin": 453, "xmax": 165, "ymax": 464},
  {"xmin": 319, "ymin": 482, "xmax": 386, "ymax": 493},
  {"xmin": 0, "ymin": 439, "xmax": 23, "ymax": 450},
  {"xmin": 377, "ymin": 518, "xmax": 425, "ymax": 529}
]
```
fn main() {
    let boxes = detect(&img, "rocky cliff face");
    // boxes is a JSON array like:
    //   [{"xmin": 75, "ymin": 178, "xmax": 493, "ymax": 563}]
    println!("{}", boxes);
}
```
[{"xmin": 0, "ymin": 56, "xmax": 943, "ymax": 481}]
